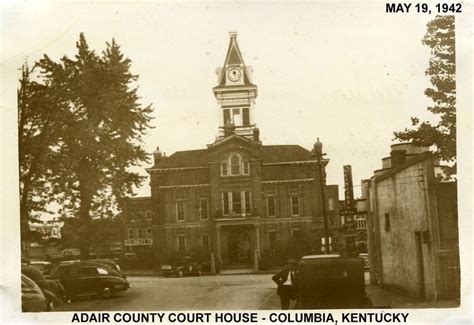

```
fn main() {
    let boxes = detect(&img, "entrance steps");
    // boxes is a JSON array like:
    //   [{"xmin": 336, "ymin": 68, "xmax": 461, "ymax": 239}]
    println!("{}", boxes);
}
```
[
  {"xmin": 219, "ymin": 268, "xmax": 255, "ymax": 275},
  {"xmin": 220, "ymin": 263, "xmax": 255, "ymax": 275}
]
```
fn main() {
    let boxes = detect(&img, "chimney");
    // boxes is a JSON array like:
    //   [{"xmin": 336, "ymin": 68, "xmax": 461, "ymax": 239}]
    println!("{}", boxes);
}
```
[
  {"xmin": 313, "ymin": 137, "xmax": 323, "ymax": 157},
  {"xmin": 153, "ymin": 146, "xmax": 163, "ymax": 165},
  {"xmin": 223, "ymin": 123, "xmax": 235, "ymax": 137},
  {"xmin": 253, "ymin": 127, "xmax": 260, "ymax": 141},
  {"xmin": 390, "ymin": 150, "xmax": 407, "ymax": 167},
  {"xmin": 229, "ymin": 31, "xmax": 238, "ymax": 39}
]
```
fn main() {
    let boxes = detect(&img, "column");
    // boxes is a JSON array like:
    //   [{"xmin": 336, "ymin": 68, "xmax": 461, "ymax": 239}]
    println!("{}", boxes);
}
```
[
  {"xmin": 216, "ymin": 225, "xmax": 221, "ymax": 262},
  {"xmin": 255, "ymin": 224, "xmax": 260, "ymax": 257}
]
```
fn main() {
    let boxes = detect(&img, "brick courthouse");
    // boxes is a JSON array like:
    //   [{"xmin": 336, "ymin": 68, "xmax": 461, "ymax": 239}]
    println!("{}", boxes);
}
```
[{"xmin": 126, "ymin": 33, "xmax": 341, "ymax": 267}]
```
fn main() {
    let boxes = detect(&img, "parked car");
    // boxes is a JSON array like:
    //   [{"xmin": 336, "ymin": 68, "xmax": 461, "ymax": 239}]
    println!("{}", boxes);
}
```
[
  {"xmin": 21, "ymin": 274, "xmax": 48, "ymax": 312},
  {"xmin": 297, "ymin": 254, "xmax": 372, "ymax": 309},
  {"xmin": 358, "ymin": 253, "xmax": 370, "ymax": 270},
  {"xmin": 160, "ymin": 256, "xmax": 202, "ymax": 277},
  {"xmin": 22, "ymin": 265, "xmax": 67, "ymax": 309},
  {"xmin": 49, "ymin": 261, "xmax": 130, "ymax": 299},
  {"xmin": 21, "ymin": 260, "xmax": 53, "ymax": 275}
]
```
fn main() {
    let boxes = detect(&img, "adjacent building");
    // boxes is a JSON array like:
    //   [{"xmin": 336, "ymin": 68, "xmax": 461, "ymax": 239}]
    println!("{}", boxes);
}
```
[
  {"xmin": 122, "ymin": 197, "xmax": 154, "ymax": 253},
  {"xmin": 336, "ymin": 198, "xmax": 368, "ymax": 254},
  {"xmin": 364, "ymin": 143, "xmax": 460, "ymax": 301},
  {"xmin": 138, "ymin": 32, "xmax": 341, "ymax": 268}
]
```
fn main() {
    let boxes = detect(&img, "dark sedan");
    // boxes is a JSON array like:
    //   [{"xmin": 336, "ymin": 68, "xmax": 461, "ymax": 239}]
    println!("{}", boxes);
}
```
[
  {"xmin": 160, "ymin": 256, "xmax": 202, "ymax": 277},
  {"xmin": 49, "ymin": 261, "xmax": 130, "ymax": 299},
  {"xmin": 21, "ymin": 274, "xmax": 48, "ymax": 312}
]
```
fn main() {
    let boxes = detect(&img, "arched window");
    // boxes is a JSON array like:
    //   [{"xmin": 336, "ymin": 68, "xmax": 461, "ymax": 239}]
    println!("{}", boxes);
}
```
[
  {"xmin": 221, "ymin": 153, "xmax": 250, "ymax": 177},
  {"xmin": 230, "ymin": 154, "xmax": 241, "ymax": 175}
]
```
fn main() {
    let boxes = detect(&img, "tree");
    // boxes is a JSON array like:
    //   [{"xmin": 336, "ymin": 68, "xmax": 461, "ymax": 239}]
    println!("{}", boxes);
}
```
[
  {"xmin": 32, "ymin": 33, "xmax": 153, "ymax": 258},
  {"xmin": 18, "ymin": 64, "xmax": 62, "ymax": 249},
  {"xmin": 394, "ymin": 15, "xmax": 456, "ymax": 176},
  {"xmin": 60, "ymin": 215, "xmax": 122, "ymax": 254}
]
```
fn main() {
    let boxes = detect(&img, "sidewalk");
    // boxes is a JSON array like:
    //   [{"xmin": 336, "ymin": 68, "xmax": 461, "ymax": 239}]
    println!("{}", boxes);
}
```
[
  {"xmin": 367, "ymin": 284, "xmax": 460, "ymax": 308},
  {"xmin": 123, "ymin": 268, "xmax": 279, "ymax": 276}
]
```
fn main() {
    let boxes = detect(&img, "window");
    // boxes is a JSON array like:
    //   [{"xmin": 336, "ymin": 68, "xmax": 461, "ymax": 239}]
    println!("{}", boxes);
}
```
[
  {"xmin": 199, "ymin": 199, "xmax": 209, "ymax": 220},
  {"xmin": 232, "ymin": 191, "xmax": 242, "ymax": 214},
  {"xmin": 384, "ymin": 213, "xmax": 390, "ymax": 231},
  {"xmin": 145, "ymin": 211, "xmax": 153, "ymax": 219},
  {"xmin": 176, "ymin": 200, "xmax": 185, "ymax": 221},
  {"xmin": 244, "ymin": 191, "xmax": 251, "ymax": 215},
  {"xmin": 128, "ymin": 228, "xmax": 135, "ymax": 240},
  {"xmin": 223, "ymin": 109, "xmax": 231, "ymax": 125},
  {"xmin": 230, "ymin": 154, "xmax": 241, "ymax": 175},
  {"xmin": 137, "ymin": 228, "xmax": 144, "ymax": 239},
  {"xmin": 232, "ymin": 108, "xmax": 242, "ymax": 125},
  {"xmin": 97, "ymin": 267, "xmax": 109, "ymax": 275},
  {"xmin": 328, "ymin": 197, "xmax": 335, "ymax": 211},
  {"xmin": 356, "ymin": 217, "xmax": 366, "ymax": 229},
  {"xmin": 242, "ymin": 107, "xmax": 250, "ymax": 126},
  {"xmin": 269, "ymin": 231, "xmax": 277, "ymax": 245},
  {"xmin": 290, "ymin": 196, "xmax": 300, "ymax": 216},
  {"xmin": 222, "ymin": 191, "xmax": 252, "ymax": 216},
  {"xmin": 222, "ymin": 192, "xmax": 230, "ymax": 215},
  {"xmin": 223, "ymin": 107, "xmax": 249, "ymax": 126},
  {"xmin": 177, "ymin": 235, "xmax": 186, "ymax": 251},
  {"xmin": 242, "ymin": 162, "xmax": 250, "ymax": 175},
  {"xmin": 221, "ymin": 162, "xmax": 229, "ymax": 176},
  {"xmin": 201, "ymin": 234, "xmax": 210, "ymax": 251},
  {"xmin": 222, "ymin": 154, "xmax": 250, "ymax": 177},
  {"xmin": 267, "ymin": 197, "xmax": 275, "ymax": 217},
  {"xmin": 146, "ymin": 227, "xmax": 153, "ymax": 238},
  {"xmin": 81, "ymin": 267, "xmax": 98, "ymax": 275},
  {"xmin": 321, "ymin": 237, "xmax": 332, "ymax": 253}
]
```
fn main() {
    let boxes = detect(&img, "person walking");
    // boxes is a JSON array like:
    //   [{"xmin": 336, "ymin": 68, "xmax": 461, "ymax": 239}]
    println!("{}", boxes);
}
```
[{"xmin": 272, "ymin": 258, "xmax": 298, "ymax": 309}]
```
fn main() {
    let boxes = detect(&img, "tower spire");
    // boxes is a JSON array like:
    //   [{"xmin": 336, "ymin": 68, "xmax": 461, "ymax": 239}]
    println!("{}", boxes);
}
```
[{"xmin": 213, "ymin": 32, "xmax": 258, "ymax": 141}]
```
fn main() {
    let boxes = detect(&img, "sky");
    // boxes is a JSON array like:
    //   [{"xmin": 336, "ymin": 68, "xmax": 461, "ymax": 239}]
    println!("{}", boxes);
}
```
[{"xmin": 1, "ymin": 1, "xmax": 439, "ymax": 200}]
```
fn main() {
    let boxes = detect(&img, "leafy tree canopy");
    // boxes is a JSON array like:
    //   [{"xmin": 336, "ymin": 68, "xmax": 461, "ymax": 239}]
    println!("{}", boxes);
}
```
[
  {"xmin": 394, "ymin": 15, "xmax": 456, "ymax": 176},
  {"xmin": 19, "ymin": 33, "xmax": 153, "ymax": 257}
]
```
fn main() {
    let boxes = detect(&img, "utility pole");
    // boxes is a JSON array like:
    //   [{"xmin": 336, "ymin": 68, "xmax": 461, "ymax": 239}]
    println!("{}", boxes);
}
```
[{"xmin": 313, "ymin": 138, "xmax": 331, "ymax": 254}]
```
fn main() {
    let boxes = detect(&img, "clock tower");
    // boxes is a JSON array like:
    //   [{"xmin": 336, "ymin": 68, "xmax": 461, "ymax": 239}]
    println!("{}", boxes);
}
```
[{"xmin": 213, "ymin": 32, "xmax": 258, "ymax": 140}]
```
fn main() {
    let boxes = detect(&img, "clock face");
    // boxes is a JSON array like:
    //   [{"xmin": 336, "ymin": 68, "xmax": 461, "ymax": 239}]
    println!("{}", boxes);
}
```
[{"xmin": 227, "ymin": 68, "xmax": 242, "ymax": 82}]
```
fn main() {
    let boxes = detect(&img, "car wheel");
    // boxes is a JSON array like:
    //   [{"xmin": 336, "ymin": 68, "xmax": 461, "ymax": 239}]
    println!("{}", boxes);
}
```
[
  {"xmin": 101, "ymin": 286, "xmax": 113, "ymax": 299},
  {"xmin": 176, "ymin": 270, "xmax": 184, "ymax": 278}
]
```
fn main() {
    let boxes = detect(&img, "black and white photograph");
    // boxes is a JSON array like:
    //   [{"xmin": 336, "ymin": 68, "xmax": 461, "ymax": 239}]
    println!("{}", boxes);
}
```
[{"xmin": 1, "ymin": 0, "xmax": 472, "ymax": 324}]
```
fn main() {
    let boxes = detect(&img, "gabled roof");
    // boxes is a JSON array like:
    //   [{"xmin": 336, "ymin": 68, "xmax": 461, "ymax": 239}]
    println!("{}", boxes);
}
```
[
  {"xmin": 149, "ymin": 144, "xmax": 315, "ymax": 170},
  {"xmin": 207, "ymin": 133, "xmax": 260, "ymax": 149}
]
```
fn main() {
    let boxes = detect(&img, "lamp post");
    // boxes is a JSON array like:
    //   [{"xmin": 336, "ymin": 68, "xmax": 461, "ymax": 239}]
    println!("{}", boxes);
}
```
[{"xmin": 313, "ymin": 138, "xmax": 331, "ymax": 254}]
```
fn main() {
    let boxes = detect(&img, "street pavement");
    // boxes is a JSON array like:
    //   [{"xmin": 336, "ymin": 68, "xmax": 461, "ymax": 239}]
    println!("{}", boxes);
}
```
[
  {"xmin": 55, "ymin": 273, "xmax": 459, "ymax": 311},
  {"xmin": 55, "ymin": 274, "xmax": 281, "ymax": 311}
]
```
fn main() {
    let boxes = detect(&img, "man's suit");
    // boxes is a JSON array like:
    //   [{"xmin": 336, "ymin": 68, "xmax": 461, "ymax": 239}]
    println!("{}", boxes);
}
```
[{"xmin": 272, "ymin": 267, "xmax": 298, "ymax": 309}]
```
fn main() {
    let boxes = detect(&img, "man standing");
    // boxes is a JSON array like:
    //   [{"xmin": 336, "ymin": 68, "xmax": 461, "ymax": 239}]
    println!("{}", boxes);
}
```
[{"xmin": 272, "ymin": 258, "xmax": 298, "ymax": 309}]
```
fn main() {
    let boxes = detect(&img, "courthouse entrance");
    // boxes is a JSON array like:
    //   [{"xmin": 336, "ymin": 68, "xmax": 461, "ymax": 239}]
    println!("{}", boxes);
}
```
[
  {"xmin": 227, "ymin": 230, "xmax": 251, "ymax": 264},
  {"xmin": 216, "ymin": 223, "xmax": 260, "ymax": 268}
]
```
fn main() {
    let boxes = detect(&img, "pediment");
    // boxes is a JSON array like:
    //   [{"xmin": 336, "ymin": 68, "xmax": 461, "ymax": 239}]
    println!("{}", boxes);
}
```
[{"xmin": 207, "ymin": 135, "xmax": 261, "ymax": 161}]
